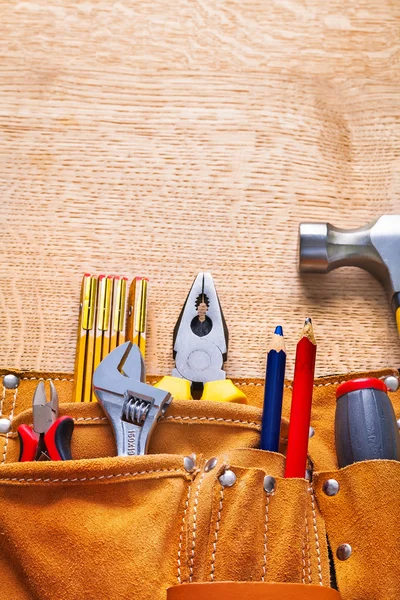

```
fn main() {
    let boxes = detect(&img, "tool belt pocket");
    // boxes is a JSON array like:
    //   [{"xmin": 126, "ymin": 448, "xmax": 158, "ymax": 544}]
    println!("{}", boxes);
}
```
[
  {"xmin": 0, "ymin": 447, "xmax": 333, "ymax": 599},
  {"xmin": 179, "ymin": 448, "xmax": 330, "ymax": 588},
  {"xmin": 0, "ymin": 425, "xmax": 333, "ymax": 600},
  {"xmin": 0, "ymin": 453, "xmax": 195, "ymax": 600},
  {"xmin": 314, "ymin": 460, "xmax": 400, "ymax": 600}
]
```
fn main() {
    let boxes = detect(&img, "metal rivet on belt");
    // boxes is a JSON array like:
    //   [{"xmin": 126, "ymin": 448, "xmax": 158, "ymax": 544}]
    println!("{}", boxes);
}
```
[
  {"xmin": 183, "ymin": 455, "xmax": 196, "ymax": 473},
  {"xmin": 204, "ymin": 457, "xmax": 218, "ymax": 472},
  {"xmin": 3, "ymin": 374, "xmax": 20, "ymax": 389},
  {"xmin": 322, "ymin": 479, "xmax": 340, "ymax": 496},
  {"xmin": 309, "ymin": 426, "xmax": 315, "ymax": 438},
  {"xmin": 0, "ymin": 419, "xmax": 11, "ymax": 434},
  {"xmin": 336, "ymin": 543, "xmax": 352, "ymax": 561},
  {"xmin": 263, "ymin": 475, "xmax": 276, "ymax": 494},
  {"xmin": 218, "ymin": 469, "xmax": 236, "ymax": 488},
  {"xmin": 397, "ymin": 418, "xmax": 400, "ymax": 430},
  {"xmin": 384, "ymin": 375, "xmax": 399, "ymax": 392}
]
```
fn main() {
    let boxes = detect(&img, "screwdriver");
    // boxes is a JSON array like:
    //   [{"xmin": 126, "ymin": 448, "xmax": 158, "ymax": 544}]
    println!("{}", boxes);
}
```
[{"xmin": 335, "ymin": 378, "xmax": 400, "ymax": 468}]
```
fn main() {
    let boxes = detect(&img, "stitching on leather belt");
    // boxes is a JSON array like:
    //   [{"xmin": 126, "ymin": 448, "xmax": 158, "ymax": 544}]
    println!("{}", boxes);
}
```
[
  {"xmin": 22, "ymin": 377, "xmax": 75, "ymax": 382},
  {"xmin": 20, "ymin": 376, "xmax": 160, "ymax": 385},
  {"xmin": 2, "ymin": 387, "xmax": 18, "ymax": 464},
  {"xmin": 189, "ymin": 471, "xmax": 206, "ymax": 582},
  {"xmin": 162, "ymin": 415, "xmax": 261, "ymax": 428},
  {"xmin": 261, "ymin": 490, "xmax": 273, "ymax": 581},
  {"xmin": 16, "ymin": 376, "xmax": 365, "ymax": 389},
  {"xmin": 0, "ymin": 467, "xmax": 186, "ymax": 484},
  {"xmin": 308, "ymin": 485, "xmax": 323, "ymax": 585},
  {"xmin": 74, "ymin": 417, "xmax": 108, "ymax": 422},
  {"xmin": 177, "ymin": 478, "xmax": 193, "ymax": 584},
  {"xmin": 302, "ymin": 511, "xmax": 312, "ymax": 584},
  {"xmin": 210, "ymin": 484, "xmax": 224, "ymax": 581}
]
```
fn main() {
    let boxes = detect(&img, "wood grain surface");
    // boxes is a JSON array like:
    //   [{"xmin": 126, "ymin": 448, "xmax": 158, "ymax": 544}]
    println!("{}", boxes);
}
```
[{"xmin": 1, "ymin": 0, "xmax": 400, "ymax": 379}]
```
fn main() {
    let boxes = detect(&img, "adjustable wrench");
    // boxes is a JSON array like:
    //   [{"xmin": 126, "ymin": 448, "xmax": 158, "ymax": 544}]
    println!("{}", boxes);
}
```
[{"xmin": 93, "ymin": 342, "xmax": 171, "ymax": 456}]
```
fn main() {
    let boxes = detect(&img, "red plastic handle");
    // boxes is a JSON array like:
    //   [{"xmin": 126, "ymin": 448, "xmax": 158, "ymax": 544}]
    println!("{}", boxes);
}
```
[
  {"xmin": 44, "ymin": 416, "xmax": 74, "ymax": 461},
  {"xmin": 17, "ymin": 425, "xmax": 39, "ymax": 462},
  {"xmin": 336, "ymin": 377, "xmax": 387, "ymax": 399}
]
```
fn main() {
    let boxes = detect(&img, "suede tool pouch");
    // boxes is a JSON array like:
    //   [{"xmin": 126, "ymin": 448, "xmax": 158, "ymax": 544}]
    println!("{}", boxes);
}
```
[
  {"xmin": 0, "ymin": 448, "xmax": 331, "ymax": 599},
  {"xmin": 0, "ymin": 367, "xmax": 399, "ymax": 600},
  {"xmin": 315, "ymin": 460, "xmax": 400, "ymax": 600}
]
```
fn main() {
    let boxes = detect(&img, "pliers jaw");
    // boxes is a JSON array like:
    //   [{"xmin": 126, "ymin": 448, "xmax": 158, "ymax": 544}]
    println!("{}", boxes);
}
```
[
  {"xmin": 32, "ymin": 381, "xmax": 58, "ymax": 436},
  {"xmin": 157, "ymin": 273, "xmax": 247, "ymax": 404},
  {"xmin": 172, "ymin": 273, "xmax": 229, "ymax": 387}
]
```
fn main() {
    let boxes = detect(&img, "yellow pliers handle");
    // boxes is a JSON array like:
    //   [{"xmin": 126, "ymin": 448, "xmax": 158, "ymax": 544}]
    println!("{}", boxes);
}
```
[{"xmin": 154, "ymin": 376, "xmax": 247, "ymax": 404}]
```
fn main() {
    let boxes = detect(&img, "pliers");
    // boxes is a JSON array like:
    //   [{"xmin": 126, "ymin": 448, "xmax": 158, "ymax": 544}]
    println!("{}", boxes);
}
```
[
  {"xmin": 18, "ymin": 381, "xmax": 74, "ymax": 461},
  {"xmin": 155, "ymin": 272, "xmax": 247, "ymax": 404}
]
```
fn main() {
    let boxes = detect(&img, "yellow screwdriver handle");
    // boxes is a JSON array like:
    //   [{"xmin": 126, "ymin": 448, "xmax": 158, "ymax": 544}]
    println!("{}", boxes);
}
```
[
  {"xmin": 202, "ymin": 379, "xmax": 247, "ymax": 404},
  {"xmin": 154, "ymin": 376, "xmax": 192, "ymax": 400}
]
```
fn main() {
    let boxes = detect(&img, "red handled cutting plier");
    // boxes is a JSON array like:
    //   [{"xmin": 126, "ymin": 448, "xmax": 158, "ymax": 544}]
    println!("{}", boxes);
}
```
[{"xmin": 18, "ymin": 381, "xmax": 74, "ymax": 461}]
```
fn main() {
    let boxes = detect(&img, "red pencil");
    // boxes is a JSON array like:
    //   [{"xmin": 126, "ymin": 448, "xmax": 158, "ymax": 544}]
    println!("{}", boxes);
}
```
[{"xmin": 284, "ymin": 318, "xmax": 317, "ymax": 478}]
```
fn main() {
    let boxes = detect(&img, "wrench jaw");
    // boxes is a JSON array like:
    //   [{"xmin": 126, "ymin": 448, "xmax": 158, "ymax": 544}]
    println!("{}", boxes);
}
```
[
  {"xmin": 93, "ymin": 344, "xmax": 172, "ymax": 456},
  {"xmin": 93, "ymin": 342, "xmax": 145, "ymax": 398}
]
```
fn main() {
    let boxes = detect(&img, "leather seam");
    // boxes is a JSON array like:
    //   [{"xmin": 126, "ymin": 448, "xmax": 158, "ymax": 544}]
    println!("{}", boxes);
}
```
[
  {"xmin": 189, "ymin": 471, "xmax": 206, "ymax": 583},
  {"xmin": 162, "ymin": 415, "xmax": 261, "ymax": 428},
  {"xmin": 306, "ymin": 510, "xmax": 312, "ymax": 583},
  {"xmin": 22, "ymin": 377, "xmax": 75, "ymax": 382},
  {"xmin": 308, "ymin": 485, "xmax": 323, "ymax": 585},
  {"xmin": 0, "ymin": 467, "xmax": 186, "ymax": 484},
  {"xmin": 20, "ymin": 376, "xmax": 162, "ymax": 385},
  {"xmin": 7, "ymin": 416, "xmax": 109, "ymax": 434},
  {"xmin": 15, "ymin": 416, "xmax": 260, "ymax": 426},
  {"xmin": 236, "ymin": 382, "xmax": 343, "ymax": 389},
  {"xmin": 301, "ymin": 519, "xmax": 307, "ymax": 585},
  {"xmin": 302, "ymin": 511, "xmax": 312, "ymax": 584},
  {"xmin": 2, "ymin": 387, "xmax": 18, "ymax": 464},
  {"xmin": 11, "ymin": 373, "xmax": 393, "ymax": 389},
  {"xmin": 261, "ymin": 490, "xmax": 273, "ymax": 581},
  {"xmin": 74, "ymin": 417, "xmax": 108, "ymax": 422},
  {"xmin": 177, "ymin": 478, "xmax": 193, "ymax": 584},
  {"xmin": 0, "ymin": 385, "xmax": 5, "ymax": 417},
  {"xmin": 210, "ymin": 484, "xmax": 224, "ymax": 582}
]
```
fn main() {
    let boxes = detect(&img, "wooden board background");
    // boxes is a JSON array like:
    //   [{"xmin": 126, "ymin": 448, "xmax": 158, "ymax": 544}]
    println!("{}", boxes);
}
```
[{"xmin": 1, "ymin": 0, "xmax": 400, "ymax": 379}]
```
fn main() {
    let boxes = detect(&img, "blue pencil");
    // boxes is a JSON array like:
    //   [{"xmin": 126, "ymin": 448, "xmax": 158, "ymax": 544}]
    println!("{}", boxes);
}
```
[{"xmin": 260, "ymin": 326, "xmax": 286, "ymax": 452}]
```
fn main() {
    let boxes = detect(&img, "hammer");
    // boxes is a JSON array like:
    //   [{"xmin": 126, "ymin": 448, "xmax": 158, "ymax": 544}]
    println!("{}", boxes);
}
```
[{"xmin": 298, "ymin": 215, "xmax": 400, "ymax": 334}]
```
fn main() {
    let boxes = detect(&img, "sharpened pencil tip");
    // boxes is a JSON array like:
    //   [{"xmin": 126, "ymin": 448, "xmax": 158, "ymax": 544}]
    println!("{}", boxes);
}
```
[
  {"xmin": 302, "ymin": 317, "xmax": 316, "ymax": 344},
  {"xmin": 270, "ymin": 327, "xmax": 286, "ymax": 353}
]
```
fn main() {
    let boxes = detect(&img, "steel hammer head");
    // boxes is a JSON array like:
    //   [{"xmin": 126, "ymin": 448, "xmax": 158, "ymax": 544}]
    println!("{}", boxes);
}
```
[{"xmin": 298, "ymin": 215, "xmax": 400, "ymax": 331}]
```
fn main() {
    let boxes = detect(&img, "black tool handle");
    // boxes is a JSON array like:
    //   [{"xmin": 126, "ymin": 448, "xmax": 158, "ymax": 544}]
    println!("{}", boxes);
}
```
[
  {"xmin": 335, "ymin": 378, "xmax": 400, "ymax": 468},
  {"xmin": 44, "ymin": 416, "xmax": 74, "ymax": 461}
]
